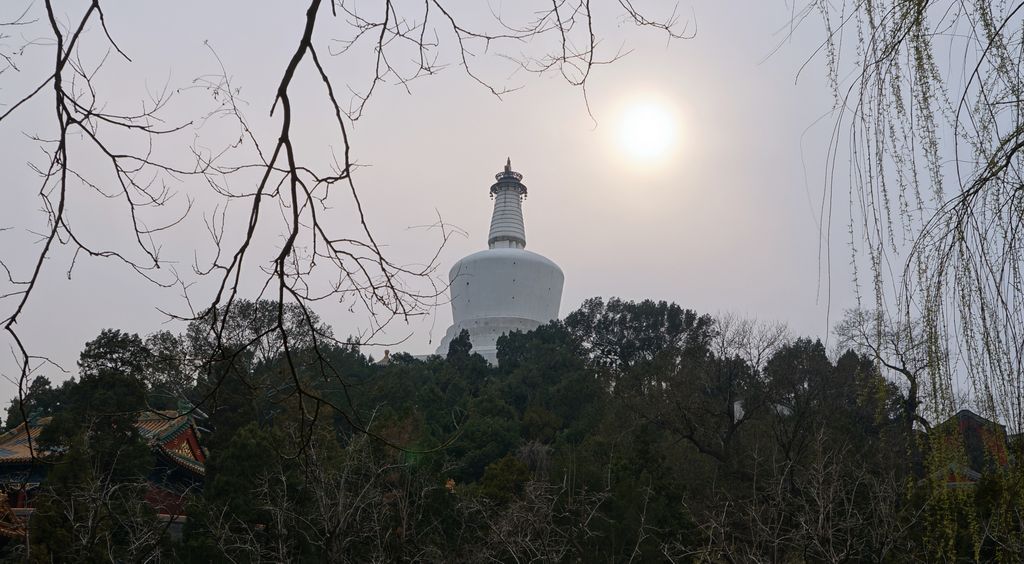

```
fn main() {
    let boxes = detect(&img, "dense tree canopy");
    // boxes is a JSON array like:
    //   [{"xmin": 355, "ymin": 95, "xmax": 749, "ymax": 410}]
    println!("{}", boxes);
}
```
[{"xmin": 1, "ymin": 297, "xmax": 1019, "ymax": 561}]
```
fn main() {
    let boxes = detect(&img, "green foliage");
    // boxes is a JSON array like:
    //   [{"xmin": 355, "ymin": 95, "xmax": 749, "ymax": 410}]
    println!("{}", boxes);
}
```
[
  {"xmin": 15, "ymin": 298, "xmax": 1023, "ymax": 561},
  {"xmin": 565, "ymin": 296, "xmax": 713, "ymax": 370},
  {"xmin": 479, "ymin": 455, "xmax": 529, "ymax": 503},
  {"xmin": 449, "ymin": 394, "xmax": 520, "ymax": 482},
  {"xmin": 27, "ymin": 331, "xmax": 157, "ymax": 561},
  {"xmin": 447, "ymin": 328, "xmax": 473, "ymax": 360},
  {"xmin": 144, "ymin": 330, "xmax": 191, "ymax": 410},
  {"xmin": 77, "ymin": 328, "xmax": 150, "ymax": 379},
  {"xmin": 186, "ymin": 299, "xmax": 332, "ymax": 369},
  {"xmin": 3, "ymin": 376, "xmax": 70, "ymax": 430}
]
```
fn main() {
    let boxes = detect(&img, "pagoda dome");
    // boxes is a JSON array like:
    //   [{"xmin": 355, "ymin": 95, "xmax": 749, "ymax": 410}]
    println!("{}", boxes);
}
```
[{"xmin": 436, "ymin": 160, "xmax": 564, "ymax": 362}]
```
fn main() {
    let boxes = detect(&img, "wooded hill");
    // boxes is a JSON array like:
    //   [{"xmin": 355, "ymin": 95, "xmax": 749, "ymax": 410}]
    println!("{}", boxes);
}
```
[{"xmin": 3, "ymin": 298, "xmax": 1021, "ymax": 562}]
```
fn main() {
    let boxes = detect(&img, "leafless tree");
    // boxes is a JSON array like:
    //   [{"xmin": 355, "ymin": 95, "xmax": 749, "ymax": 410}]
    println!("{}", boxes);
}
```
[
  {"xmin": 27, "ymin": 456, "xmax": 171, "ymax": 562},
  {"xmin": 625, "ymin": 314, "xmax": 783, "ymax": 467},
  {"xmin": 457, "ymin": 480, "xmax": 607, "ymax": 563},
  {"xmin": 192, "ymin": 412, "xmax": 611, "ymax": 562},
  {"xmin": 685, "ymin": 433, "xmax": 915, "ymax": 563},
  {"xmin": 713, "ymin": 313, "xmax": 790, "ymax": 376},
  {"xmin": 197, "ymin": 427, "xmax": 436, "ymax": 562},
  {"xmin": 836, "ymin": 308, "xmax": 946, "ymax": 431},
  {"xmin": 0, "ymin": 4, "xmax": 691, "ymax": 558},
  {"xmin": 0, "ymin": 0, "xmax": 690, "ymax": 450}
]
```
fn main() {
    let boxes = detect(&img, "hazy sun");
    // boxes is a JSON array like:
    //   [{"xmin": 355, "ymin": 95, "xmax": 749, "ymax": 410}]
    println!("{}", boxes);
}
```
[{"xmin": 617, "ymin": 101, "xmax": 678, "ymax": 161}]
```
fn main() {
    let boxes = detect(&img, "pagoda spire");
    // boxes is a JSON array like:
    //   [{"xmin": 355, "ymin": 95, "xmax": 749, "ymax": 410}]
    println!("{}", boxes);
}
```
[{"xmin": 488, "ymin": 158, "xmax": 528, "ymax": 249}]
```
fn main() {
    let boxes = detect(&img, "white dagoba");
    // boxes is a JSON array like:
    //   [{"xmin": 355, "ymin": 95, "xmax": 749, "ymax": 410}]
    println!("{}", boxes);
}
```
[{"xmin": 436, "ymin": 159, "xmax": 564, "ymax": 363}]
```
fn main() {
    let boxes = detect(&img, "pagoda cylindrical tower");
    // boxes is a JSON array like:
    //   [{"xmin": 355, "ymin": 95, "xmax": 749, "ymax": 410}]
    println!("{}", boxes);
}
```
[
  {"xmin": 436, "ymin": 159, "xmax": 564, "ymax": 363},
  {"xmin": 488, "ymin": 159, "xmax": 527, "ymax": 249}
]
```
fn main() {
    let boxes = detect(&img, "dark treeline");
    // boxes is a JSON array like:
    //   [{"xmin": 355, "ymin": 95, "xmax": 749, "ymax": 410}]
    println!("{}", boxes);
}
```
[{"xmin": 4, "ymin": 298, "xmax": 1023, "ymax": 562}]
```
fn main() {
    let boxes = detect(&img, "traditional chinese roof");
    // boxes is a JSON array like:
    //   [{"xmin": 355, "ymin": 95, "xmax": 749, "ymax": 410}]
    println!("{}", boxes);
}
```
[
  {"xmin": 0, "ymin": 418, "xmax": 52, "ymax": 464},
  {"xmin": 0, "ymin": 410, "xmax": 205, "ymax": 477},
  {"xmin": 139, "ymin": 410, "xmax": 206, "ymax": 477},
  {"xmin": 931, "ymin": 409, "xmax": 1011, "ymax": 481},
  {"xmin": 136, "ymin": 410, "xmax": 194, "ymax": 444}
]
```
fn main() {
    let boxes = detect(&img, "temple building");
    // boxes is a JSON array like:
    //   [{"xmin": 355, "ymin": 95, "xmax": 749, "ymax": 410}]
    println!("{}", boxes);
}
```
[
  {"xmin": 436, "ymin": 159, "xmax": 564, "ymax": 363},
  {"xmin": 0, "ymin": 410, "xmax": 206, "ymax": 538},
  {"xmin": 931, "ymin": 409, "xmax": 1012, "ymax": 487}
]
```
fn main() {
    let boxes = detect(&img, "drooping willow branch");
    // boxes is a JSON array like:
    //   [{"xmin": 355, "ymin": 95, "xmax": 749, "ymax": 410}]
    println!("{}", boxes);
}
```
[{"xmin": 810, "ymin": 0, "xmax": 1024, "ymax": 431}]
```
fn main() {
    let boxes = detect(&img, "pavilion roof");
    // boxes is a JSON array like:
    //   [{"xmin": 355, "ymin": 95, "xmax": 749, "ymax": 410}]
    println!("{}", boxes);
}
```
[
  {"xmin": 0, "ymin": 410, "xmax": 204, "ymax": 476},
  {"xmin": 0, "ymin": 418, "xmax": 51, "ymax": 464}
]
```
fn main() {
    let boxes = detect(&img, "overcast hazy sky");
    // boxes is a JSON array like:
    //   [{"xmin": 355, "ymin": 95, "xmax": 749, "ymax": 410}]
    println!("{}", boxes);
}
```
[{"xmin": 0, "ymin": 2, "xmax": 855, "ymax": 404}]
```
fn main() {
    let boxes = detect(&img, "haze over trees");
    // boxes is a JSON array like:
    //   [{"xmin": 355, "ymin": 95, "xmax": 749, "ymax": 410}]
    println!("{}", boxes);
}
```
[
  {"xmin": 0, "ymin": 0, "xmax": 688, "ymax": 461},
  {"xmin": 4, "ymin": 297, "xmax": 1020, "ymax": 561},
  {"xmin": 1, "ymin": 1, "xmax": 1024, "ymax": 561}
]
